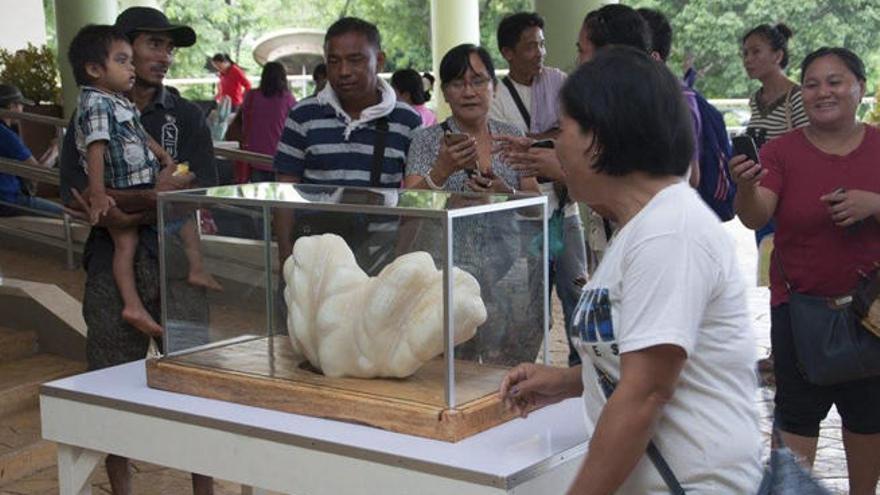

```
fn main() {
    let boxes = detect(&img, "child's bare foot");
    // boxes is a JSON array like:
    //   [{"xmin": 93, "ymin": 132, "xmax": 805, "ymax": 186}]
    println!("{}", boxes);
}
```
[
  {"xmin": 188, "ymin": 270, "xmax": 223, "ymax": 291},
  {"xmin": 122, "ymin": 307, "xmax": 163, "ymax": 337}
]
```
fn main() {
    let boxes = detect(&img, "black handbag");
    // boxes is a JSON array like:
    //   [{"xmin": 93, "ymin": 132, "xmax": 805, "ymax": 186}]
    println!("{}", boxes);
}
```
[{"xmin": 777, "ymin": 253, "xmax": 880, "ymax": 386}]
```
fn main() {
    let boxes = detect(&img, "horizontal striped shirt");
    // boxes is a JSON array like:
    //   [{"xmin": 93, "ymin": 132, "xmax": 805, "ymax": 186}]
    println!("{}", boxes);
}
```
[
  {"xmin": 745, "ymin": 86, "xmax": 809, "ymax": 149},
  {"xmin": 273, "ymin": 96, "xmax": 421, "ymax": 188}
]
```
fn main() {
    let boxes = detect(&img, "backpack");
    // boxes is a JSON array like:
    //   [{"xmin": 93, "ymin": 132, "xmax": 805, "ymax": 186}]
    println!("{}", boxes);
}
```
[{"xmin": 693, "ymin": 90, "xmax": 737, "ymax": 221}]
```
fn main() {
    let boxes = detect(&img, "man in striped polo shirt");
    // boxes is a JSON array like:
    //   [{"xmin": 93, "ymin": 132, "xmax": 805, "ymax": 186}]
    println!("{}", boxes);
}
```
[{"xmin": 273, "ymin": 16, "xmax": 421, "ymax": 269}]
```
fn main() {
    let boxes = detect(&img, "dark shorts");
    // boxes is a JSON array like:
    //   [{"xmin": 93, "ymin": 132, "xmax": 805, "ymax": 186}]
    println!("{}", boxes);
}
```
[
  {"xmin": 771, "ymin": 303, "xmax": 880, "ymax": 436},
  {"xmin": 83, "ymin": 227, "xmax": 210, "ymax": 370}
]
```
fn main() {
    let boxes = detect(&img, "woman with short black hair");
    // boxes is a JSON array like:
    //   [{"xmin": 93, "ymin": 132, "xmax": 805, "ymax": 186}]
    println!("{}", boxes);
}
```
[
  {"xmin": 404, "ymin": 43, "xmax": 535, "ymax": 196},
  {"xmin": 404, "ymin": 43, "xmax": 540, "ymax": 364},
  {"xmin": 733, "ymin": 47, "xmax": 880, "ymax": 494},
  {"xmin": 501, "ymin": 46, "xmax": 762, "ymax": 494}
]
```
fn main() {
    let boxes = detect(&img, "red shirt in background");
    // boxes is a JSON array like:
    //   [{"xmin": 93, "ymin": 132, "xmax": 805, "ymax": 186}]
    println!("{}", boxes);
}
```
[
  {"xmin": 760, "ymin": 125, "xmax": 880, "ymax": 306},
  {"xmin": 217, "ymin": 64, "xmax": 251, "ymax": 107}
]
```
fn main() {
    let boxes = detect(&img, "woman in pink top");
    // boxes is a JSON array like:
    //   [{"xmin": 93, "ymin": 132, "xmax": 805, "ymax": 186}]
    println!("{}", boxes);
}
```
[
  {"xmin": 238, "ymin": 62, "xmax": 296, "ymax": 182},
  {"xmin": 391, "ymin": 68, "xmax": 436, "ymax": 127}
]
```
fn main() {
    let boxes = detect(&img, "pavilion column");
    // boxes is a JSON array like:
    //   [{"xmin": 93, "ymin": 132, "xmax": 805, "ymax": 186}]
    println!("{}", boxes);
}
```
[
  {"xmin": 430, "ymin": 0, "xmax": 480, "ymax": 119},
  {"xmin": 534, "ymin": 0, "xmax": 616, "ymax": 73},
  {"xmin": 54, "ymin": 0, "xmax": 117, "ymax": 118}
]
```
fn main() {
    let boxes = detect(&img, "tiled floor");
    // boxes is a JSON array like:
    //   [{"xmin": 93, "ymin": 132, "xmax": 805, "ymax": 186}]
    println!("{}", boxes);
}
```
[{"xmin": 0, "ymin": 219, "xmax": 875, "ymax": 494}]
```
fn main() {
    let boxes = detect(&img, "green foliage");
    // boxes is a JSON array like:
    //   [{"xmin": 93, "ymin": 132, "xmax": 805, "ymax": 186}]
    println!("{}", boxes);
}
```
[
  {"xmin": 0, "ymin": 43, "xmax": 61, "ymax": 104},
  {"xmin": 629, "ymin": 0, "xmax": 880, "ymax": 98},
  {"xmin": 162, "ymin": 0, "xmax": 283, "ymax": 81},
  {"xmin": 479, "ymin": 0, "xmax": 534, "ymax": 70},
  {"xmin": 157, "ymin": 0, "xmax": 531, "ymax": 84},
  {"xmin": 866, "ymin": 87, "xmax": 880, "ymax": 125},
  {"xmin": 149, "ymin": 0, "xmax": 879, "ymax": 100}
]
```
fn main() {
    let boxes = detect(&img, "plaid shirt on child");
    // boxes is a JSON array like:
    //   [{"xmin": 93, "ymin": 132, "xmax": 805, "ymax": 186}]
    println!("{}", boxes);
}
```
[{"xmin": 74, "ymin": 86, "xmax": 158, "ymax": 189}]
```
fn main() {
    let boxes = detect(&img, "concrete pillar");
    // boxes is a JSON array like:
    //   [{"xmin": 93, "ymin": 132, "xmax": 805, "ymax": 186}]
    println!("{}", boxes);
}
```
[
  {"xmin": 0, "ymin": 0, "xmax": 47, "ymax": 52},
  {"xmin": 535, "ymin": 0, "xmax": 616, "ymax": 73},
  {"xmin": 54, "ymin": 0, "xmax": 117, "ymax": 118},
  {"xmin": 430, "ymin": 0, "xmax": 480, "ymax": 119}
]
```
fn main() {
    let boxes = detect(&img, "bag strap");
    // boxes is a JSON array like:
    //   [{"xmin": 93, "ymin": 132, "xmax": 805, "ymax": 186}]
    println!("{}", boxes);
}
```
[
  {"xmin": 784, "ymin": 87, "xmax": 794, "ymax": 131},
  {"xmin": 502, "ymin": 76, "xmax": 531, "ymax": 131},
  {"xmin": 770, "ymin": 249, "xmax": 792, "ymax": 293},
  {"xmin": 594, "ymin": 366, "xmax": 687, "ymax": 495},
  {"xmin": 370, "ymin": 117, "xmax": 389, "ymax": 187}
]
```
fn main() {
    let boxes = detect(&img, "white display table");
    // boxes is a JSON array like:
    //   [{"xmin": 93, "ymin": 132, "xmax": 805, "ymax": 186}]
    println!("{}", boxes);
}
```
[{"xmin": 40, "ymin": 360, "xmax": 587, "ymax": 495}]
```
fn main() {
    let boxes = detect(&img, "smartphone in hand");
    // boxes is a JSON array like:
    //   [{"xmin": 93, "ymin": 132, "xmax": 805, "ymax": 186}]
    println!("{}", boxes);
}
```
[
  {"xmin": 530, "ymin": 139, "xmax": 555, "ymax": 149},
  {"xmin": 444, "ymin": 133, "xmax": 469, "ymax": 146},
  {"xmin": 732, "ymin": 135, "xmax": 760, "ymax": 164},
  {"xmin": 444, "ymin": 132, "xmax": 481, "ymax": 178}
]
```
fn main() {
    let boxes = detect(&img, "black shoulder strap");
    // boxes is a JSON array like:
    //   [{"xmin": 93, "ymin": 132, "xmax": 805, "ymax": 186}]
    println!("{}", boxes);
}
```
[
  {"xmin": 370, "ymin": 117, "xmax": 389, "ymax": 187},
  {"xmin": 502, "ymin": 76, "xmax": 531, "ymax": 130},
  {"xmin": 595, "ymin": 366, "xmax": 687, "ymax": 495}
]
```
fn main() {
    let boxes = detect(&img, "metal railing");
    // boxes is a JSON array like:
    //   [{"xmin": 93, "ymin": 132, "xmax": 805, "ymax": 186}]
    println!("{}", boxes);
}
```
[
  {"xmin": 1, "ymin": 93, "xmax": 876, "ymax": 267},
  {"xmin": 0, "ymin": 108, "xmax": 274, "ymax": 269}
]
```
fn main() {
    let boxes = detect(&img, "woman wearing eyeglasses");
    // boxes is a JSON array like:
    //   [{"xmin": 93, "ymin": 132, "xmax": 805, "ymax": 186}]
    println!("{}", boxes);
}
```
[
  {"xmin": 403, "ymin": 43, "xmax": 540, "ymax": 364},
  {"xmin": 404, "ymin": 43, "xmax": 538, "ymax": 196}
]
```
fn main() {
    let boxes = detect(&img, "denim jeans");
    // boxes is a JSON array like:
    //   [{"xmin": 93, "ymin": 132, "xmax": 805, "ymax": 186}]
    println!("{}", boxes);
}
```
[
  {"xmin": 553, "ymin": 215, "xmax": 587, "ymax": 366},
  {"xmin": 1, "ymin": 192, "xmax": 63, "ymax": 216}
]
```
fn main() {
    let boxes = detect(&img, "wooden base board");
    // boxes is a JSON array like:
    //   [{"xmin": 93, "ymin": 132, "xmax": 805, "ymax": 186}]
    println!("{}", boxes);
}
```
[{"xmin": 146, "ymin": 336, "xmax": 520, "ymax": 442}]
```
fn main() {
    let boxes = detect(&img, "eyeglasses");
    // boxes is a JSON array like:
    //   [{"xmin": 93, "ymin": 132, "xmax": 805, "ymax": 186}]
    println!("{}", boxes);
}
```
[{"xmin": 445, "ymin": 76, "xmax": 491, "ymax": 92}]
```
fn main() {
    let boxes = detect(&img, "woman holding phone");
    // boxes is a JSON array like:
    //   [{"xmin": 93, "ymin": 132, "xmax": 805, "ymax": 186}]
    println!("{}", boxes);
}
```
[
  {"xmin": 732, "ymin": 47, "xmax": 880, "ymax": 494},
  {"xmin": 404, "ymin": 44, "xmax": 539, "ymax": 364},
  {"xmin": 403, "ymin": 43, "xmax": 538, "ymax": 196}
]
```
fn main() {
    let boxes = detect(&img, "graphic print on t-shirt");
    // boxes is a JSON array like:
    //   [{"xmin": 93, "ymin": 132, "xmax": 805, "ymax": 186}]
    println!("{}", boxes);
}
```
[
  {"xmin": 571, "ymin": 287, "xmax": 619, "ymax": 358},
  {"xmin": 572, "ymin": 288, "xmax": 614, "ymax": 342}
]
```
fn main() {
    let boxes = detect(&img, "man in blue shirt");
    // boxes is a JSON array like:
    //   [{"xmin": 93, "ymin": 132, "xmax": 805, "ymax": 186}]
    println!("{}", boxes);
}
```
[
  {"xmin": 0, "ymin": 84, "xmax": 62, "ymax": 216},
  {"xmin": 273, "ymin": 17, "xmax": 421, "ymax": 269}
]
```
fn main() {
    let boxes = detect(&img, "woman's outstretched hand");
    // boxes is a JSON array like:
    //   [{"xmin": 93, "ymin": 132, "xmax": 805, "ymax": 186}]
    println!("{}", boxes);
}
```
[{"xmin": 499, "ymin": 363, "xmax": 583, "ymax": 418}]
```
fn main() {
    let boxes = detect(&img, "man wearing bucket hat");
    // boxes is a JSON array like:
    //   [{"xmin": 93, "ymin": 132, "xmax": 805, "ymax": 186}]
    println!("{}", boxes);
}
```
[
  {"xmin": 0, "ymin": 83, "xmax": 63, "ymax": 216},
  {"xmin": 58, "ymin": 7, "xmax": 217, "ymax": 495}
]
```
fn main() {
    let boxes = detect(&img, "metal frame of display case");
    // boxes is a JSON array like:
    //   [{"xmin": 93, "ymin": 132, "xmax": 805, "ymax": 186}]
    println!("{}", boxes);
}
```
[{"xmin": 157, "ymin": 183, "xmax": 549, "ymax": 409}]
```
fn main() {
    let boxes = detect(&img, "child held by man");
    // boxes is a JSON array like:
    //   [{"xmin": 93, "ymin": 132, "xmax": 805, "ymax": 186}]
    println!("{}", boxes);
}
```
[{"xmin": 68, "ymin": 24, "xmax": 220, "ymax": 337}]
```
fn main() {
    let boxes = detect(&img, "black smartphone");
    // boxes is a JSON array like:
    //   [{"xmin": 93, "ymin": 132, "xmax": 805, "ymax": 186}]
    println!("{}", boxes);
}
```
[
  {"xmin": 530, "ymin": 139, "xmax": 555, "ymax": 149},
  {"xmin": 732, "ymin": 135, "xmax": 760, "ymax": 164}
]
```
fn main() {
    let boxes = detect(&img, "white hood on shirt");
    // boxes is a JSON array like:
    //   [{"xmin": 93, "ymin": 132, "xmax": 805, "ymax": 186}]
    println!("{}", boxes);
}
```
[{"xmin": 316, "ymin": 77, "xmax": 397, "ymax": 140}]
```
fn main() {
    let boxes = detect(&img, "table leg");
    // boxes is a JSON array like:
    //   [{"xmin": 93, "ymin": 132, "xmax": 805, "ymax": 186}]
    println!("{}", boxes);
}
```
[{"xmin": 57, "ymin": 443, "xmax": 102, "ymax": 495}]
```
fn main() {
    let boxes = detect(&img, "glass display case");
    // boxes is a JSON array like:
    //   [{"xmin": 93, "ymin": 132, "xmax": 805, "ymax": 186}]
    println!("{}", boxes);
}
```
[{"xmin": 148, "ymin": 182, "xmax": 548, "ymax": 441}]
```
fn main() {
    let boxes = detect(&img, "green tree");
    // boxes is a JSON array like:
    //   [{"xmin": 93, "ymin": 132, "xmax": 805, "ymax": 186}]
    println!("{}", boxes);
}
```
[
  {"xmin": 630, "ymin": 0, "xmax": 880, "ymax": 98},
  {"xmin": 479, "ymin": 0, "xmax": 534, "ymax": 70},
  {"xmin": 157, "ymin": 0, "xmax": 533, "ymax": 83}
]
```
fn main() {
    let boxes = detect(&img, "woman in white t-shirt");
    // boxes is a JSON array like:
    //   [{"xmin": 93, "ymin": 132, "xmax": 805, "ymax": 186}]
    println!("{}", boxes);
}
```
[{"xmin": 500, "ymin": 46, "xmax": 763, "ymax": 494}]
